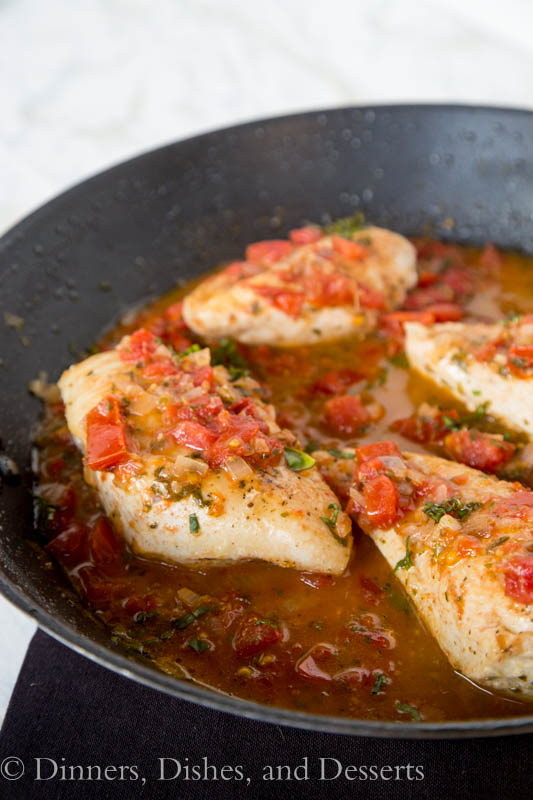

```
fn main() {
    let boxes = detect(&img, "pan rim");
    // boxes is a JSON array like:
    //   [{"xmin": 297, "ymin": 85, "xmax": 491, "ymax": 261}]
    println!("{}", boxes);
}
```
[{"xmin": 2, "ymin": 102, "xmax": 533, "ymax": 738}]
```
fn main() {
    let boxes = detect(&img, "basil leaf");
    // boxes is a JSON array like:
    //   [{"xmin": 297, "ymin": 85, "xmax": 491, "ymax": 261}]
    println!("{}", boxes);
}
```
[{"xmin": 284, "ymin": 447, "xmax": 315, "ymax": 471}]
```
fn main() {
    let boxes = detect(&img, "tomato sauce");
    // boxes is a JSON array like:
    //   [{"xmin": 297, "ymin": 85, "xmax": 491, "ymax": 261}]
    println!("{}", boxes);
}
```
[{"xmin": 33, "ymin": 237, "xmax": 533, "ymax": 722}]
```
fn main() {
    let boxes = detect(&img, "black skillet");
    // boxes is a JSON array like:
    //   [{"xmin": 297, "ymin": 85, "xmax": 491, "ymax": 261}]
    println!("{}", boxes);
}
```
[{"xmin": 1, "ymin": 104, "xmax": 533, "ymax": 738}]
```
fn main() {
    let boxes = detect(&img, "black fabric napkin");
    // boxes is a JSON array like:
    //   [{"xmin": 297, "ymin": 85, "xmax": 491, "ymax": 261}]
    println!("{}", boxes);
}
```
[{"xmin": 1, "ymin": 631, "xmax": 531, "ymax": 800}]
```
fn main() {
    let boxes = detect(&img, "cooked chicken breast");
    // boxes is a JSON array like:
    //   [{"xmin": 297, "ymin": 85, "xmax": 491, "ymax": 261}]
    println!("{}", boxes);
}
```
[
  {"xmin": 349, "ymin": 441, "xmax": 533, "ymax": 698},
  {"xmin": 182, "ymin": 226, "xmax": 417, "ymax": 346},
  {"xmin": 58, "ymin": 329, "xmax": 351, "ymax": 573},
  {"xmin": 405, "ymin": 316, "xmax": 533, "ymax": 436}
]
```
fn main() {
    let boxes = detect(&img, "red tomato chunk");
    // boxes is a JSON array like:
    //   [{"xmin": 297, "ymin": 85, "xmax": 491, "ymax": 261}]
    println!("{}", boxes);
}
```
[
  {"xmin": 86, "ymin": 396, "xmax": 129, "ymax": 471},
  {"xmin": 504, "ymin": 556, "xmax": 533, "ymax": 605}
]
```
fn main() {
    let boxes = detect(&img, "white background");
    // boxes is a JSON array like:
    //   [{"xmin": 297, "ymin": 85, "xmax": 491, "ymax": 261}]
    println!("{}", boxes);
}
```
[{"xmin": 2, "ymin": 0, "xmax": 533, "ymax": 724}]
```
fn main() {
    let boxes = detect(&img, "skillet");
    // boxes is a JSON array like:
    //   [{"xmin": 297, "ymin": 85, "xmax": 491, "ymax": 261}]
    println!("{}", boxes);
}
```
[{"xmin": 1, "ymin": 104, "xmax": 533, "ymax": 738}]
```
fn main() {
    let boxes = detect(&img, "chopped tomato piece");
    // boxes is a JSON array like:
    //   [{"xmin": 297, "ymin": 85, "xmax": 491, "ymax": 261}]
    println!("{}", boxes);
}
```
[
  {"xmin": 425, "ymin": 303, "xmax": 462, "ymax": 322},
  {"xmin": 403, "ymin": 284, "xmax": 454, "ymax": 310},
  {"xmin": 330, "ymin": 235, "xmax": 368, "ymax": 261},
  {"xmin": 233, "ymin": 615, "xmax": 282, "ymax": 658},
  {"xmin": 360, "ymin": 576, "xmax": 383, "ymax": 604},
  {"xmin": 90, "ymin": 517, "xmax": 123, "ymax": 566},
  {"xmin": 172, "ymin": 420, "xmax": 217, "ymax": 451},
  {"xmin": 508, "ymin": 344, "xmax": 533, "ymax": 375},
  {"xmin": 86, "ymin": 396, "xmax": 129, "ymax": 471},
  {"xmin": 444, "ymin": 429, "xmax": 515, "ymax": 473},
  {"xmin": 254, "ymin": 286, "xmax": 304, "ymax": 317},
  {"xmin": 312, "ymin": 369, "xmax": 363, "ymax": 395},
  {"xmin": 355, "ymin": 441, "xmax": 401, "ymax": 464},
  {"xmin": 289, "ymin": 225, "xmax": 322, "ymax": 245},
  {"xmin": 142, "ymin": 356, "xmax": 178, "ymax": 377},
  {"xmin": 417, "ymin": 270, "xmax": 440, "ymax": 287},
  {"xmin": 323, "ymin": 394, "xmax": 370, "ymax": 435},
  {"xmin": 381, "ymin": 310, "xmax": 435, "ymax": 327},
  {"xmin": 223, "ymin": 261, "xmax": 264, "ymax": 280},
  {"xmin": 295, "ymin": 644, "xmax": 337, "ymax": 681},
  {"xmin": 503, "ymin": 556, "xmax": 533, "ymax": 605},
  {"xmin": 119, "ymin": 328, "xmax": 157, "ymax": 364},
  {"xmin": 494, "ymin": 491, "xmax": 533, "ymax": 517},
  {"xmin": 476, "ymin": 341, "xmax": 498, "ymax": 362},
  {"xmin": 358, "ymin": 284, "xmax": 385, "ymax": 310},
  {"xmin": 362, "ymin": 474, "xmax": 399, "ymax": 527},
  {"xmin": 246, "ymin": 240, "xmax": 292, "ymax": 265},
  {"xmin": 47, "ymin": 522, "xmax": 88, "ymax": 564}
]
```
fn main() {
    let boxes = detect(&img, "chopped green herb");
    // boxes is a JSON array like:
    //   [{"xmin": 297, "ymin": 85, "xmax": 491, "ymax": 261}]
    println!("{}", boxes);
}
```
[
  {"xmin": 188, "ymin": 637, "xmax": 210, "ymax": 654},
  {"xmin": 320, "ymin": 503, "xmax": 347, "ymax": 547},
  {"xmin": 423, "ymin": 497, "xmax": 482, "ymax": 524},
  {"xmin": 396, "ymin": 702, "xmax": 421, "ymax": 721},
  {"xmin": 486, "ymin": 536, "xmax": 509, "ymax": 551},
  {"xmin": 256, "ymin": 617, "xmax": 280, "ymax": 629},
  {"xmin": 173, "ymin": 605, "xmax": 213, "ymax": 630},
  {"xmin": 134, "ymin": 610, "xmax": 159, "ymax": 624},
  {"xmin": 172, "ymin": 483, "xmax": 212, "ymax": 507},
  {"xmin": 371, "ymin": 673, "xmax": 389, "ymax": 695},
  {"xmin": 304, "ymin": 439, "xmax": 319, "ymax": 454},
  {"xmin": 388, "ymin": 351, "xmax": 409, "ymax": 369},
  {"xmin": 393, "ymin": 537, "xmax": 412, "ymax": 573},
  {"xmin": 189, "ymin": 513, "xmax": 200, "ymax": 534},
  {"xmin": 284, "ymin": 447, "xmax": 315, "ymax": 471},
  {"xmin": 181, "ymin": 343, "xmax": 201, "ymax": 356},
  {"xmin": 33, "ymin": 494, "xmax": 62, "ymax": 535},
  {"xmin": 323, "ymin": 211, "xmax": 366, "ymax": 237},
  {"xmin": 212, "ymin": 337, "xmax": 250, "ymax": 381},
  {"xmin": 328, "ymin": 448, "xmax": 355, "ymax": 459}
]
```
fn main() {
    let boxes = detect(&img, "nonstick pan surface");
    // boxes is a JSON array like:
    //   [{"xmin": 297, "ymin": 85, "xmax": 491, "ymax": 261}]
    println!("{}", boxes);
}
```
[{"xmin": 2, "ymin": 104, "xmax": 533, "ymax": 738}]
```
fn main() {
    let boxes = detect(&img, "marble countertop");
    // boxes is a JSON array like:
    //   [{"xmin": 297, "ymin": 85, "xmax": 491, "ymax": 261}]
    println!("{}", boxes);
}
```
[{"xmin": 2, "ymin": 0, "xmax": 533, "ymax": 724}]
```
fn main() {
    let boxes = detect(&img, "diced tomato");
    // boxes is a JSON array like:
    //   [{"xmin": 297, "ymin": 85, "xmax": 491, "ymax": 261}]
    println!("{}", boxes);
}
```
[
  {"xmin": 289, "ymin": 225, "xmax": 322, "ymax": 245},
  {"xmin": 402, "ymin": 284, "xmax": 454, "ymax": 310},
  {"xmin": 391, "ymin": 409, "xmax": 453, "ymax": 445},
  {"xmin": 78, "ymin": 568, "xmax": 128, "ymax": 606},
  {"xmin": 222, "ymin": 261, "xmax": 264, "ymax": 280},
  {"xmin": 233, "ymin": 615, "xmax": 282, "ymax": 658},
  {"xmin": 300, "ymin": 573, "xmax": 336, "ymax": 590},
  {"xmin": 444, "ymin": 429, "xmax": 515, "ymax": 473},
  {"xmin": 90, "ymin": 517, "xmax": 123, "ymax": 566},
  {"xmin": 192, "ymin": 365, "xmax": 214, "ymax": 389},
  {"xmin": 455, "ymin": 534, "xmax": 482, "ymax": 559},
  {"xmin": 381, "ymin": 310, "xmax": 435, "ymax": 327},
  {"xmin": 494, "ymin": 490, "xmax": 533, "ymax": 517},
  {"xmin": 313, "ymin": 272, "xmax": 355, "ymax": 306},
  {"xmin": 440, "ymin": 266, "xmax": 472, "ymax": 296},
  {"xmin": 355, "ymin": 441, "xmax": 401, "ymax": 464},
  {"xmin": 415, "ymin": 240, "xmax": 464, "ymax": 263},
  {"xmin": 425, "ymin": 303, "xmax": 462, "ymax": 322},
  {"xmin": 119, "ymin": 328, "xmax": 157, "ymax": 364},
  {"xmin": 323, "ymin": 394, "xmax": 370, "ymax": 435},
  {"xmin": 246, "ymin": 240, "xmax": 292, "ymax": 265},
  {"xmin": 312, "ymin": 369, "xmax": 363, "ymax": 395},
  {"xmin": 295, "ymin": 644, "xmax": 337, "ymax": 681},
  {"xmin": 172, "ymin": 420, "xmax": 217, "ymax": 451},
  {"xmin": 503, "ymin": 556, "xmax": 533, "ymax": 605},
  {"xmin": 480, "ymin": 243, "xmax": 503, "ymax": 272},
  {"xmin": 508, "ymin": 344, "xmax": 533, "ymax": 376},
  {"xmin": 358, "ymin": 284, "xmax": 385, "ymax": 310},
  {"xmin": 417, "ymin": 270, "xmax": 440, "ymax": 287},
  {"xmin": 124, "ymin": 594, "xmax": 157, "ymax": 617},
  {"xmin": 142, "ymin": 356, "xmax": 178, "ymax": 377},
  {"xmin": 362, "ymin": 474, "xmax": 399, "ymax": 527},
  {"xmin": 46, "ymin": 456, "xmax": 65, "ymax": 480},
  {"xmin": 360, "ymin": 576, "xmax": 382, "ymax": 605},
  {"xmin": 47, "ymin": 522, "xmax": 88, "ymax": 564},
  {"xmin": 476, "ymin": 341, "xmax": 498, "ymax": 362},
  {"xmin": 254, "ymin": 286, "xmax": 304, "ymax": 317},
  {"xmin": 331, "ymin": 235, "xmax": 368, "ymax": 261},
  {"xmin": 86, "ymin": 396, "xmax": 129, "ymax": 471}
]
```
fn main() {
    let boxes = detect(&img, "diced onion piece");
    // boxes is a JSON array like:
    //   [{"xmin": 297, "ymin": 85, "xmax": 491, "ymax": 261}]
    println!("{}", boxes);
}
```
[
  {"xmin": 178, "ymin": 587, "xmax": 202, "ymax": 607},
  {"xmin": 130, "ymin": 390, "xmax": 158, "ymax": 416},
  {"xmin": 174, "ymin": 455, "xmax": 209, "ymax": 475},
  {"xmin": 224, "ymin": 456, "xmax": 254, "ymax": 481}
]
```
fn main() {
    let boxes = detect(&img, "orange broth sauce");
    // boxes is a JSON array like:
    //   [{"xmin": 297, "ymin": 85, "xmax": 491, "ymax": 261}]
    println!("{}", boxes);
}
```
[{"xmin": 34, "ymin": 243, "xmax": 533, "ymax": 722}]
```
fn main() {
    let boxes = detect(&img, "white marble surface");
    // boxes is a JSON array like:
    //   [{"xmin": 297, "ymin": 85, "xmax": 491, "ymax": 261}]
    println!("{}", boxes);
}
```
[{"xmin": 2, "ymin": 0, "xmax": 533, "ymax": 725}]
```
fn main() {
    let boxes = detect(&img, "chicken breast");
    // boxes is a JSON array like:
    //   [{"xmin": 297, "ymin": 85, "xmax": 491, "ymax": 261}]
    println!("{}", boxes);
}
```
[
  {"xmin": 58, "ymin": 329, "xmax": 351, "ymax": 573},
  {"xmin": 349, "ymin": 441, "xmax": 533, "ymax": 698},
  {"xmin": 405, "ymin": 316, "xmax": 533, "ymax": 437},
  {"xmin": 182, "ymin": 226, "xmax": 417, "ymax": 346}
]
